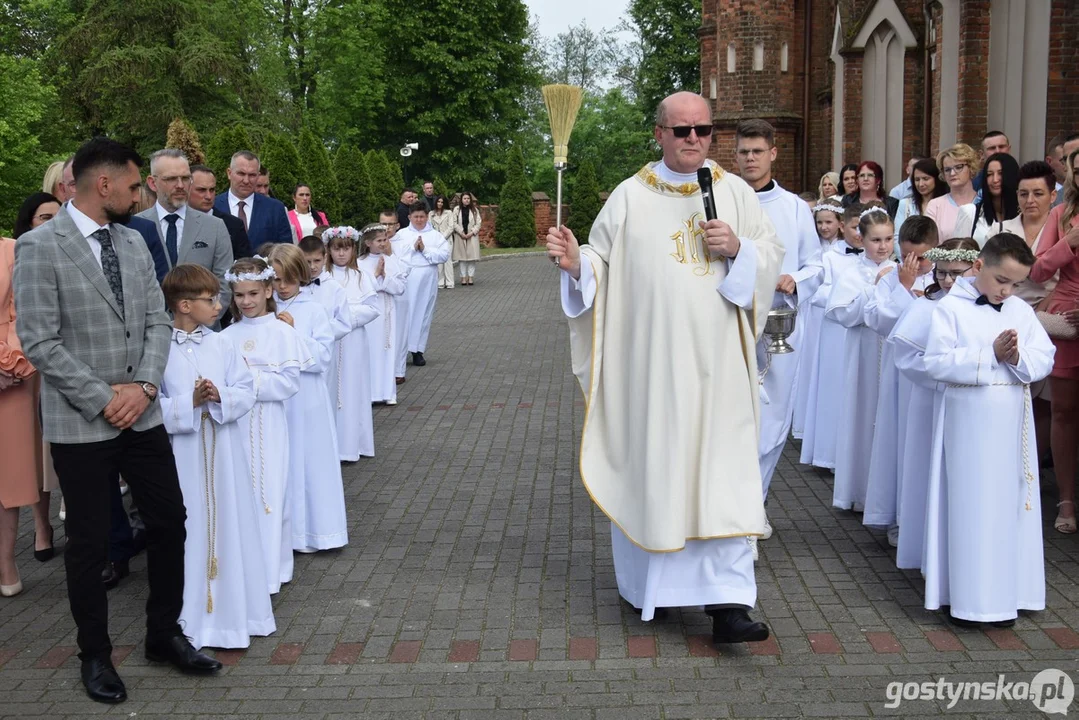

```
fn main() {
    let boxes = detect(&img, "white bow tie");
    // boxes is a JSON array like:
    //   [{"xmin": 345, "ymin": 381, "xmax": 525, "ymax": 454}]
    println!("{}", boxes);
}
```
[{"xmin": 173, "ymin": 328, "xmax": 204, "ymax": 345}]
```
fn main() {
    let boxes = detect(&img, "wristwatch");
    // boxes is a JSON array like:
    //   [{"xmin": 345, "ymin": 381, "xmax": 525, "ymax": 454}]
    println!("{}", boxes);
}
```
[{"xmin": 138, "ymin": 382, "xmax": 158, "ymax": 402}]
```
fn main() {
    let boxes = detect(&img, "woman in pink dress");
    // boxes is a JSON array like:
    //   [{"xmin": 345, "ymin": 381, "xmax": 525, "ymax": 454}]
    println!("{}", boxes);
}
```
[
  {"xmin": 925, "ymin": 143, "xmax": 980, "ymax": 241},
  {"xmin": 1029, "ymin": 149, "xmax": 1079, "ymax": 534}
]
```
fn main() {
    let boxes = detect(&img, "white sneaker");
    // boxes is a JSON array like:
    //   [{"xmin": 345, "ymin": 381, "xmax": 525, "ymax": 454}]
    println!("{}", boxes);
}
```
[
  {"xmin": 761, "ymin": 516, "xmax": 773, "ymax": 540},
  {"xmin": 749, "ymin": 537, "xmax": 759, "ymax": 562},
  {"xmin": 59, "ymin": 498, "xmax": 66, "ymax": 522},
  {"xmin": 886, "ymin": 524, "xmax": 899, "ymax": 548}
]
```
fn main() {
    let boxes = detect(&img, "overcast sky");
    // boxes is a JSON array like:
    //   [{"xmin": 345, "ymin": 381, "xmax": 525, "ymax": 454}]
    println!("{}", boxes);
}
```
[{"xmin": 525, "ymin": 0, "xmax": 630, "ymax": 38}]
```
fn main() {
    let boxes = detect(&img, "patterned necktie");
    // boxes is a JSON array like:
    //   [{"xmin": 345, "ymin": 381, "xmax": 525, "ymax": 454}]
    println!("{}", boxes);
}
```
[
  {"xmin": 93, "ymin": 228, "xmax": 124, "ymax": 314},
  {"xmin": 237, "ymin": 200, "xmax": 248, "ymax": 230},
  {"xmin": 164, "ymin": 213, "xmax": 180, "ymax": 267}
]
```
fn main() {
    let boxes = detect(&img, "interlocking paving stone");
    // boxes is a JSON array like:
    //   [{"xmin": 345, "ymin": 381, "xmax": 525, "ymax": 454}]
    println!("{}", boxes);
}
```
[{"xmin": 1, "ymin": 255, "xmax": 1078, "ymax": 718}]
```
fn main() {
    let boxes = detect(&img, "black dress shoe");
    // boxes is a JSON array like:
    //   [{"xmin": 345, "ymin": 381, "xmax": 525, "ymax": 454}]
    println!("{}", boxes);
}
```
[
  {"xmin": 102, "ymin": 560, "xmax": 129, "ymax": 590},
  {"xmin": 989, "ymin": 618, "xmax": 1016, "ymax": 628},
  {"xmin": 412, "ymin": 351, "xmax": 426, "ymax": 366},
  {"xmin": 709, "ymin": 608, "xmax": 770, "ymax": 644},
  {"xmin": 81, "ymin": 656, "xmax": 127, "ymax": 704},
  {"xmin": 145, "ymin": 634, "xmax": 222, "ymax": 674},
  {"xmin": 34, "ymin": 525, "xmax": 54, "ymax": 562},
  {"xmin": 948, "ymin": 612, "xmax": 980, "ymax": 628}
]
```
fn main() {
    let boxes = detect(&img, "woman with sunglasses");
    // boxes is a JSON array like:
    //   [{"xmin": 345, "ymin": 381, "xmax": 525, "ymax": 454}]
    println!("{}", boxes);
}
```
[
  {"xmin": 925, "ymin": 143, "xmax": 981, "ymax": 240},
  {"xmin": 841, "ymin": 161, "xmax": 899, "ymax": 219}
]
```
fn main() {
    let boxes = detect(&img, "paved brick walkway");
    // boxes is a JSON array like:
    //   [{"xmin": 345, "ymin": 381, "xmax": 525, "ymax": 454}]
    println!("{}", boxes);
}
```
[{"xmin": 1, "ymin": 254, "xmax": 1077, "ymax": 718}]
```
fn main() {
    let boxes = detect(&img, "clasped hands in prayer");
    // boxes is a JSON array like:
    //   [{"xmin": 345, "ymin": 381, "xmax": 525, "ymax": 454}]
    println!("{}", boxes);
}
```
[
  {"xmin": 192, "ymin": 377, "xmax": 221, "ymax": 407},
  {"xmin": 546, "ymin": 219, "xmax": 741, "ymax": 281},
  {"xmin": 993, "ymin": 329, "xmax": 1020, "ymax": 366}
]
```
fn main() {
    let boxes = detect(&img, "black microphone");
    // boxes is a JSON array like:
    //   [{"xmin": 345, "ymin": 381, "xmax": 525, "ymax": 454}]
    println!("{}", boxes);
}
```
[{"xmin": 697, "ymin": 167, "xmax": 717, "ymax": 221}]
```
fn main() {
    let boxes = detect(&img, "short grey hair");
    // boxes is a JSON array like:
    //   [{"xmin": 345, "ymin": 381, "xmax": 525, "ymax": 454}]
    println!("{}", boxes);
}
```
[
  {"xmin": 149, "ymin": 148, "xmax": 188, "ymax": 175},
  {"xmin": 230, "ymin": 150, "xmax": 259, "ymax": 170},
  {"xmin": 654, "ymin": 100, "xmax": 667, "ymax": 126}
]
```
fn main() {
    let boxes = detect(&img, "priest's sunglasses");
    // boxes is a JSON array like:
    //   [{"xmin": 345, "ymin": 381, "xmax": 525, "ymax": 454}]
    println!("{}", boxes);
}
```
[{"xmin": 659, "ymin": 125, "xmax": 714, "ymax": 139}]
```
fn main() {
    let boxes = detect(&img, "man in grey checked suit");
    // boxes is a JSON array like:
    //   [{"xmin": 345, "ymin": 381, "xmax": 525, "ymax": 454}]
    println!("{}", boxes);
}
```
[
  {"xmin": 14, "ymin": 138, "xmax": 221, "ymax": 705},
  {"xmin": 139, "ymin": 148, "xmax": 232, "ymax": 317}
]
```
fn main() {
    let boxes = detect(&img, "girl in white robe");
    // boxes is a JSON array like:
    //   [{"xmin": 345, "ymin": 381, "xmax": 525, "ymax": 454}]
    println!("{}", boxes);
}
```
[
  {"xmin": 159, "ymin": 266, "xmax": 274, "ymax": 649},
  {"xmin": 862, "ymin": 218, "xmax": 937, "ymax": 541},
  {"xmin": 792, "ymin": 202, "xmax": 843, "ymax": 440},
  {"xmin": 325, "ymin": 227, "xmax": 381, "ymax": 460},
  {"xmin": 921, "ymin": 235, "xmax": 1054, "ymax": 625},
  {"xmin": 826, "ymin": 206, "xmax": 896, "ymax": 511},
  {"xmin": 889, "ymin": 240, "xmax": 980, "ymax": 570},
  {"xmin": 800, "ymin": 210, "xmax": 864, "ymax": 469},
  {"xmin": 358, "ymin": 225, "xmax": 409, "ymax": 404},
  {"xmin": 221, "ymin": 257, "xmax": 313, "ymax": 593},
  {"xmin": 266, "ymin": 244, "xmax": 349, "ymax": 553}
]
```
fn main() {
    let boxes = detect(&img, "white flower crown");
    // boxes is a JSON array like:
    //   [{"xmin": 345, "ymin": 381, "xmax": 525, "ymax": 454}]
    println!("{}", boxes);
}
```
[
  {"xmin": 322, "ymin": 226, "xmax": 361, "ymax": 243},
  {"xmin": 225, "ymin": 261, "xmax": 277, "ymax": 284},
  {"xmin": 859, "ymin": 206, "xmax": 889, "ymax": 221},
  {"xmin": 923, "ymin": 248, "xmax": 980, "ymax": 263},
  {"xmin": 361, "ymin": 223, "xmax": 387, "ymax": 235},
  {"xmin": 813, "ymin": 203, "xmax": 844, "ymax": 216}
]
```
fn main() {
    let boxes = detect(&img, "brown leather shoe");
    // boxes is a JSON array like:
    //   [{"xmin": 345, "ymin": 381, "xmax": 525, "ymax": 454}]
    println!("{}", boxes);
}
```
[{"xmin": 395, "ymin": 377, "xmax": 406, "ymax": 385}]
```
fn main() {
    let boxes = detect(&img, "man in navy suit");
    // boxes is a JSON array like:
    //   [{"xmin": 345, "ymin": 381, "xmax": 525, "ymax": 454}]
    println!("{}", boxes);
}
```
[
  {"xmin": 213, "ymin": 150, "xmax": 291, "ymax": 248},
  {"xmin": 188, "ymin": 165, "xmax": 251, "ymax": 261},
  {"xmin": 122, "ymin": 216, "xmax": 169, "ymax": 284}
]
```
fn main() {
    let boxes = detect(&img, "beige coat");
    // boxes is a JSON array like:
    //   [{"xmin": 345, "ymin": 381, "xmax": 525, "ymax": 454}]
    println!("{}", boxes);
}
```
[{"xmin": 452, "ymin": 206, "xmax": 482, "ymax": 261}]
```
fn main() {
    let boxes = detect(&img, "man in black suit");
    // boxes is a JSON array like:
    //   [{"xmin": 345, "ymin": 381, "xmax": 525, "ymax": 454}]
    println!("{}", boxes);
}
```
[
  {"xmin": 396, "ymin": 189, "xmax": 417, "ymax": 231},
  {"xmin": 189, "ymin": 165, "xmax": 251, "ymax": 260}
]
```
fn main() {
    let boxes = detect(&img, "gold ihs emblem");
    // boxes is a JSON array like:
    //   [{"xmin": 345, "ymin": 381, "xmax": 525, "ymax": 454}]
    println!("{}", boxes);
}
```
[{"xmin": 669, "ymin": 213, "xmax": 714, "ymax": 276}]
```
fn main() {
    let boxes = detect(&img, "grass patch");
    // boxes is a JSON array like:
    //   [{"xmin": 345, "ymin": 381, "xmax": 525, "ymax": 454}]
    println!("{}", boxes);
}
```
[{"xmin": 480, "ymin": 245, "xmax": 546, "ymax": 256}]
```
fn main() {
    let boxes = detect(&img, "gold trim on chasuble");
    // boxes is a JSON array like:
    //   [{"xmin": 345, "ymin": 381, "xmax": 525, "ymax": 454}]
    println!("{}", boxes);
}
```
[{"xmin": 573, "ymin": 165, "xmax": 763, "ymax": 553}]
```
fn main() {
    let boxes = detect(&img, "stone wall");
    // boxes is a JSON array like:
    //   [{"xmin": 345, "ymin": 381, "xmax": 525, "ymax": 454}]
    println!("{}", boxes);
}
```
[{"xmin": 474, "ymin": 191, "xmax": 608, "ymax": 247}]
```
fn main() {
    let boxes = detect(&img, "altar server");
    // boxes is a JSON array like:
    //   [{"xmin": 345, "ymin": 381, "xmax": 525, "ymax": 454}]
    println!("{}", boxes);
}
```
[
  {"xmin": 221, "ymin": 257, "xmax": 312, "ymax": 592},
  {"xmin": 298, "ymin": 235, "xmax": 350, "ymax": 397},
  {"xmin": 922, "ymin": 233, "xmax": 1054, "ymax": 626},
  {"xmin": 391, "ymin": 201, "xmax": 450, "ymax": 368},
  {"xmin": 358, "ymin": 224, "xmax": 408, "ymax": 404},
  {"xmin": 159, "ymin": 265, "xmax": 274, "ymax": 649}
]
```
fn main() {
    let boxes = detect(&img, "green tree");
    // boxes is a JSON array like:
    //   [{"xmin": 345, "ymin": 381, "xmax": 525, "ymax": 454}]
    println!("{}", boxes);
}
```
[
  {"xmin": 566, "ymin": 159, "xmax": 602, "ymax": 242},
  {"xmin": 259, "ymin": 133, "xmax": 304, "ymax": 208},
  {"xmin": 625, "ymin": 0, "xmax": 702, "ymax": 118},
  {"xmin": 333, "ymin": 144, "xmax": 371, "ymax": 226},
  {"xmin": 432, "ymin": 176, "xmax": 452, "ymax": 201},
  {"xmin": 0, "ymin": 54, "xmax": 63, "ymax": 233},
  {"xmin": 387, "ymin": 158, "xmax": 405, "ymax": 198},
  {"xmin": 165, "ymin": 118, "xmax": 205, "ymax": 165},
  {"xmin": 568, "ymin": 88, "xmax": 656, "ymax": 192},
  {"xmin": 297, "ymin": 126, "xmax": 339, "ymax": 221},
  {"xmin": 205, "ymin": 124, "xmax": 255, "ymax": 192},
  {"xmin": 366, "ymin": 150, "xmax": 398, "ymax": 214},
  {"xmin": 496, "ymin": 148, "xmax": 535, "ymax": 248}
]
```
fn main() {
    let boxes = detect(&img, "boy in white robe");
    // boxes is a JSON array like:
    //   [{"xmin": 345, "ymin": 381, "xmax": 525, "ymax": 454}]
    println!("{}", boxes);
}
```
[
  {"xmin": 731, "ymin": 121, "xmax": 823, "ymax": 545},
  {"xmin": 801, "ymin": 205, "xmax": 866, "ymax": 470},
  {"xmin": 358, "ymin": 224, "xmax": 408, "ymax": 404},
  {"xmin": 391, "ymin": 202, "xmax": 451, "ymax": 368},
  {"xmin": 380, "ymin": 210, "xmax": 411, "ymax": 384},
  {"xmin": 862, "ymin": 216, "xmax": 937, "ymax": 544},
  {"xmin": 826, "ymin": 205, "xmax": 896, "ymax": 511},
  {"xmin": 159, "ymin": 265, "xmax": 275, "ymax": 649},
  {"xmin": 922, "ymin": 233, "xmax": 1054, "ymax": 626},
  {"xmin": 890, "ymin": 239, "xmax": 980, "ymax": 570},
  {"xmin": 299, "ymin": 236, "xmax": 351, "ymax": 397}
]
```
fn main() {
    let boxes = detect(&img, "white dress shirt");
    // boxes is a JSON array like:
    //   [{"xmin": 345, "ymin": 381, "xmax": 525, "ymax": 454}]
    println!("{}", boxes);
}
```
[
  {"xmin": 67, "ymin": 200, "xmax": 111, "ymax": 269},
  {"xmin": 228, "ymin": 190, "xmax": 254, "ymax": 226},
  {"xmin": 155, "ymin": 201, "xmax": 187, "ymax": 250}
]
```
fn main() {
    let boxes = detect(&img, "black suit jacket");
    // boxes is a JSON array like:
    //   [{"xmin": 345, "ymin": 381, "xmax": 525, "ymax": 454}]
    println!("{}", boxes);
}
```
[{"xmin": 212, "ymin": 208, "xmax": 252, "ymax": 259}]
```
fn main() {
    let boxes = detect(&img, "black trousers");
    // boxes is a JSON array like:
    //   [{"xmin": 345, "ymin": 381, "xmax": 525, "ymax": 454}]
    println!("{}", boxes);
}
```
[{"xmin": 51, "ymin": 425, "xmax": 187, "ymax": 661}]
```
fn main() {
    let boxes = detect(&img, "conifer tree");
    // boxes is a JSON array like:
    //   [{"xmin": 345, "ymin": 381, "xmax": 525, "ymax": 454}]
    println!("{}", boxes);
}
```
[
  {"xmin": 496, "ymin": 147, "xmax": 536, "ymax": 248},
  {"xmin": 567, "ymin": 159, "xmax": 602, "ymax": 243},
  {"xmin": 165, "ymin": 118, "xmax": 205, "ymax": 165}
]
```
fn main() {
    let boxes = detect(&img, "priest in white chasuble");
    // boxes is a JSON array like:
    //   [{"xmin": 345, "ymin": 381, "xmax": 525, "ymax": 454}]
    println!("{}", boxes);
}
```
[{"xmin": 546, "ymin": 92, "xmax": 784, "ymax": 645}]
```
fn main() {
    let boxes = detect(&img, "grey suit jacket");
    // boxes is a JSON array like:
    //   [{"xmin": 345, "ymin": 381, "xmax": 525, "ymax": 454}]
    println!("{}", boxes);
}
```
[
  {"xmin": 136, "ymin": 205, "xmax": 233, "ymax": 315},
  {"xmin": 13, "ymin": 207, "xmax": 172, "ymax": 443}
]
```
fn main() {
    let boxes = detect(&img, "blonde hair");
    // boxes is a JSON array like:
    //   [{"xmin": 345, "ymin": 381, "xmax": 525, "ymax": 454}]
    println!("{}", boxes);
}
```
[
  {"xmin": 266, "ymin": 243, "xmax": 311, "ymax": 285},
  {"xmin": 857, "ymin": 201, "xmax": 894, "ymax": 238},
  {"xmin": 42, "ymin": 160, "xmax": 65, "ymax": 196},
  {"xmin": 936, "ymin": 143, "xmax": 981, "ymax": 179},
  {"xmin": 818, "ymin": 172, "xmax": 840, "ymax": 200}
]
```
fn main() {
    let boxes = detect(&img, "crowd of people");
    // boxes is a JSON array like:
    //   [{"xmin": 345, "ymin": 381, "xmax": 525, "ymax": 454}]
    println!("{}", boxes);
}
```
[{"xmin": 0, "ymin": 137, "xmax": 485, "ymax": 703}]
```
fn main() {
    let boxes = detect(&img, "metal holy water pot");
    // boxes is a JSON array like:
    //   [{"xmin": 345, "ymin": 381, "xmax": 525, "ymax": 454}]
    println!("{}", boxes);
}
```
[{"xmin": 763, "ymin": 307, "xmax": 797, "ymax": 355}]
